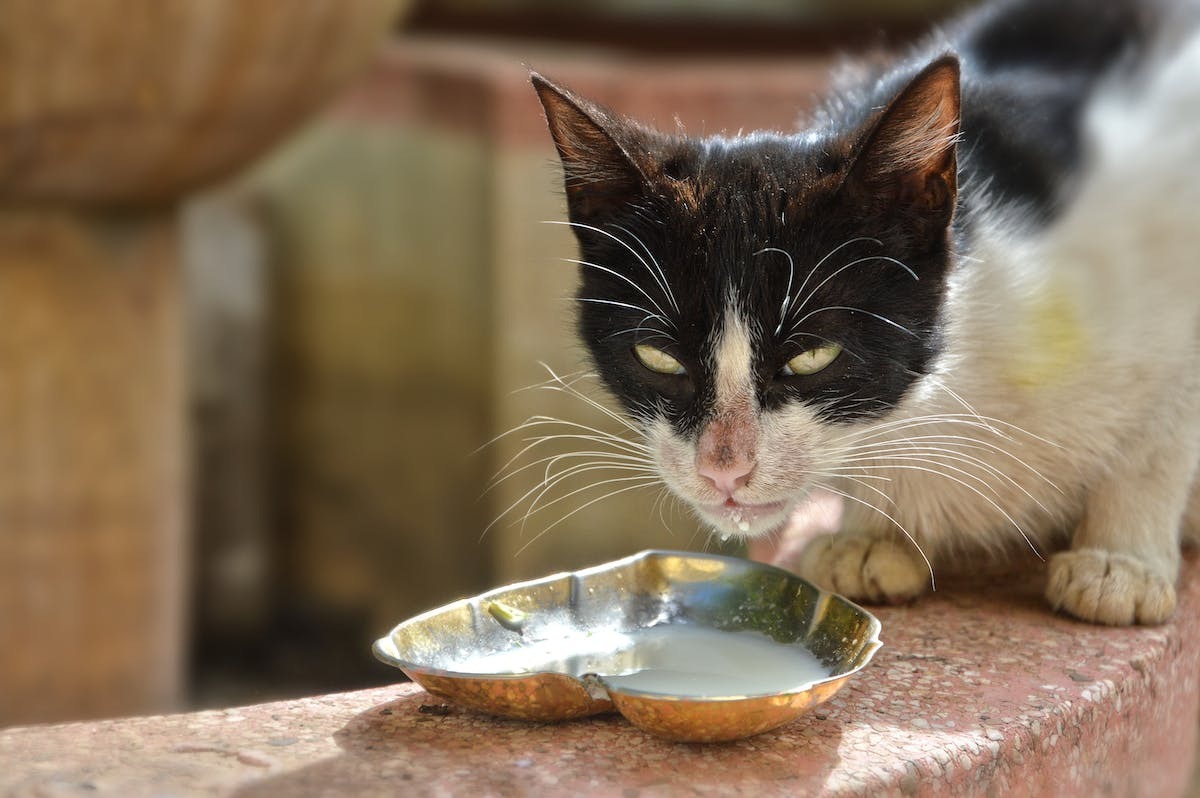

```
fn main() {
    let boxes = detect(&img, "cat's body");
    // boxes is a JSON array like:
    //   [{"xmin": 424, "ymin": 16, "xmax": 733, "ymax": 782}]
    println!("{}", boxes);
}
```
[{"xmin": 533, "ymin": 0, "xmax": 1200, "ymax": 625}]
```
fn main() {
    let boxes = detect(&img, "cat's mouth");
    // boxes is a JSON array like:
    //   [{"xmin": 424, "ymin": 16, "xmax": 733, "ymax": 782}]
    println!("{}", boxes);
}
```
[{"xmin": 700, "ymin": 498, "xmax": 791, "ymax": 536}]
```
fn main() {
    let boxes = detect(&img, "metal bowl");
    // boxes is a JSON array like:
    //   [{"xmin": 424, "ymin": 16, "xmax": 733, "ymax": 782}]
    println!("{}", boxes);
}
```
[{"xmin": 373, "ymin": 550, "xmax": 882, "ymax": 742}]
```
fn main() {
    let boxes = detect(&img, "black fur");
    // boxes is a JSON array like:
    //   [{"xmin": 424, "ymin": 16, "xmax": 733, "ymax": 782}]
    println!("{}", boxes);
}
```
[
  {"xmin": 953, "ymin": 0, "xmax": 1152, "ymax": 215},
  {"xmin": 534, "ymin": 0, "xmax": 1158, "ymax": 439}
]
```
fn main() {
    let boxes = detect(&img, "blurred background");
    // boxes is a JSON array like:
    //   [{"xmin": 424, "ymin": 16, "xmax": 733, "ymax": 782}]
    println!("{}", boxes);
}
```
[{"xmin": 0, "ymin": 0, "xmax": 966, "ymax": 726}]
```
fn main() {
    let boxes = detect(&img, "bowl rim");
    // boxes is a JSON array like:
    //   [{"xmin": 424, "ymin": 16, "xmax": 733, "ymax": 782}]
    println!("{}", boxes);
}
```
[{"xmin": 372, "ymin": 548, "xmax": 884, "ymax": 702}]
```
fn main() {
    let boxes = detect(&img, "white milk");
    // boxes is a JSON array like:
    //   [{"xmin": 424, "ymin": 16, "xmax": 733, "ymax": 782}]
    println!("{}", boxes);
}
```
[{"xmin": 451, "ymin": 625, "xmax": 829, "ymax": 697}]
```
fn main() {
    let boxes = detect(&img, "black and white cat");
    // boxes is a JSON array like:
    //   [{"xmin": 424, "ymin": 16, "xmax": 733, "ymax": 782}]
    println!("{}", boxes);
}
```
[{"xmin": 532, "ymin": 0, "xmax": 1200, "ymax": 625}]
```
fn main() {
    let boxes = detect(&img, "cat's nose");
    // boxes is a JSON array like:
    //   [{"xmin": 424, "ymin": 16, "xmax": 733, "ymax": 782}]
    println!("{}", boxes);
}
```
[
  {"xmin": 696, "ymin": 411, "xmax": 758, "ymax": 498},
  {"xmin": 697, "ymin": 458, "xmax": 756, "ymax": 498}
]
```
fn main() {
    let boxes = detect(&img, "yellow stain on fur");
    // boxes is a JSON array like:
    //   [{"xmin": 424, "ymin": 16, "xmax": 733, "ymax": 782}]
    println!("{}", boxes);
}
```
[{"xmin": 1005, "ymin": 282, "xmax": 1087, "ymax": 390}]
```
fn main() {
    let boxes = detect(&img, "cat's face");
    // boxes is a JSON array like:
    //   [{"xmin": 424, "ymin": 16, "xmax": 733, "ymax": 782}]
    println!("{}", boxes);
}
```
[{"xmin": 533, "ymin": 58, "xmax": 962, "ymax": 538}]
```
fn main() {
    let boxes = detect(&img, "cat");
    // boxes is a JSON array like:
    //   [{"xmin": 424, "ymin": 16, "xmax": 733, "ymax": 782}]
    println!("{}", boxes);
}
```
[{"xmin": 531, "ymin": 0, "xmax": 1200, "ymax": 626}]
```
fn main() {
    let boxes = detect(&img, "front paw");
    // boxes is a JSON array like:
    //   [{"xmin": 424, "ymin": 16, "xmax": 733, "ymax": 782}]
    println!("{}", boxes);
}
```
[
  {"xmin": 794, "ymin": 531, "xmax": 931, "ymax": 604},
  {"xmin": 1046, "ymin": 548, "xmax": 1176, "ymax": 626}
]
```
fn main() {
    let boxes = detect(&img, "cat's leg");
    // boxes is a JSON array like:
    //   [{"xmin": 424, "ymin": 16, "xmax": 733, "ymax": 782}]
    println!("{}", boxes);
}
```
[
  {"xmin": 770, "ymin": 490, "xmax": 931, "ymax": 603},
  {"xmin": 1045, "ymin": 425, "xmax": 1198, "ymax": 625},
  {"xmin": 792, "ymin": 528, "xmax": 933, "ymax": 604}
]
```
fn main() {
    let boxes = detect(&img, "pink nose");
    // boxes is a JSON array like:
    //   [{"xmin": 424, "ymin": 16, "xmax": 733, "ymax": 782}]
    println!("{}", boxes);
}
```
[{"xmin": 697, "ymin": 458, "xmax": 755, "ymax": 498}]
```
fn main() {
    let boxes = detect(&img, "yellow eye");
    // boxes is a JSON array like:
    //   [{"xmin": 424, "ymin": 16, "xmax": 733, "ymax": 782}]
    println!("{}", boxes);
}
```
[
  {"xmin": 782, "ymin": 342, "xmax": 842, "ymax": 376},
  {"xmin": 634, "ymin": 344, "xmax": 687, "ymax": 375}
]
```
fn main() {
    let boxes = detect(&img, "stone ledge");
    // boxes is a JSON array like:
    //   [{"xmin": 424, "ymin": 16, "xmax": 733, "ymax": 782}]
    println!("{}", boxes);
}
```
[{"xmin": 3, "ymin": 554, "xmax": 1198, "ymax": 797}]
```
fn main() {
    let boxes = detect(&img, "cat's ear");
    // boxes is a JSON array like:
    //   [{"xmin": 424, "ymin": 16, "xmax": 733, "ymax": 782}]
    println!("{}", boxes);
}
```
[
  {"xmin": 531, "ymin": 73, "xmax": 648, "ymax": 224},
  {"xmin": 849, "ymin": 55, "xmax": 961, "ymax": 221}
]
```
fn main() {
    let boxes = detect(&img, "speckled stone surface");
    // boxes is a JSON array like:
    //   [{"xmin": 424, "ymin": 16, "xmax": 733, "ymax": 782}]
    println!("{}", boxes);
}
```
[{"xmin": 4, "ymin": 554, "xmax": 1199, "ymax": 797}]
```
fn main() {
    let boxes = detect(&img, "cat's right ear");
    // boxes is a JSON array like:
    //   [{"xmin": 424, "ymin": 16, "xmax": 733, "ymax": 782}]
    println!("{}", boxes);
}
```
[
  {"xmin": 847, "ymin": 55, "xmax": 961, "ymax": 226},
  {"xmin": 531, "ymin": 73, "xmax": 648, "ymax": 225}
]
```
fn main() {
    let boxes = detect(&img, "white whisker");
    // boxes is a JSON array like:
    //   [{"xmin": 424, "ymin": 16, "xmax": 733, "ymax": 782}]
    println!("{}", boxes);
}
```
[
  {"xmin": 523, "ymin": 364, "xmax": 645, "ymax": 433},
  {"xmin": 484, "ymin": 461, "xmax": 654, "ymax": 542},
  {"xmin": 832, "ymin": 413, "xmax": 1060, "ymax": 451},
  {"xmin": 520, "ymin": 471, "xmax": 662, "ymax": 534},
  {"xmin": 486, "ymin": 449, "xmax": 655, "ymax": 491},
  {"xmin": 561, "ymin": 256, "xmax": 673, "ymax": 324},
  {"xmin": 576, "ymin": 297, "xmax": 672, "ymax": 328},
  {"xmin": 791, "ymin": 236, "xmax": 881, "ymax": 319},
  {"xmin": 546, "ymin": 219, "xmax": 678, "ymax": 315},
  {"xmin": 832, "ymin": 459, "xmax": 1044, "ymax": 559},
  {"xmin": 817, "ymin": 482, "xmax": 936, "ymax": 589},
  {"xmin": 754, "ymin": 246, "xmax": 797, "ymax": 335},
  {"xmin": 610, "ymin": 222, "xmax": 679, "ymax": 314},
  {"xmin": 922, "ymin": 375, "xmax": 996, "ymax": 434},
  {"xmin": 830, "ymin": 434, "xmax": 1060, "ymax": 496},
  {"xmin": 811, "ymin": 471, "xmax": 898, "ymax": 507},
  {"xmin": 513, "ymin": 480, "xmax": 661, "ymax": 557},
  {"xmin": 791, "ymin": 305, "xmax": 919, "ymax": 338},
  {"xmin": 492, "ymin": 423, "xmax": 648, "ymax": 464},
  {"xmin": 789, "ymin": 252, "xmax": 917, "ymax": 328}
]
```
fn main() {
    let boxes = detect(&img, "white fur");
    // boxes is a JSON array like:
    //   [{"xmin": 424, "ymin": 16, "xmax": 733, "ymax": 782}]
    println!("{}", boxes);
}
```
[{"xmin": 712, "ymin": 305, "xmax": 755, "ymax": 408}]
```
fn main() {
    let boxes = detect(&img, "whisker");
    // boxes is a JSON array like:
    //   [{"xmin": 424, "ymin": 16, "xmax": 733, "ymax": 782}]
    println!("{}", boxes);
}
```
[
  {"xmin": 546, "ymin": 219, "xmax": 677, "ymax": 316},
  {"xmin": 838, "ymin": 443, "xmax": 1059, "ymax": 534},
  {"xmin": 922, "ymin": 375, "xmax": 998, "ymax": 435},
  {"xmin": 791, "ymin": 305, "xmax": 919, "ymax": 338},
  {"xmin": 486, "ymin": 449, "xmax": 654, "ymax": 491},
  {"xmin": 610, "ymin": 222, "xmax": 679, "ymax": 314},
  {"xmin": 476, "ymin": 411, "xmax": 638, "ymax": 455},
  {"xmin": 513, "ymin": 480, "xmax": 661, "ymax": 557},
  {"xmin": 810, "ymin": 470, "xmax": 899, "ymax": 509},
  {"xmin": 483, "ymin": 462, "xmax": 654, "ymax": 543},
  {"xmin": 754, "ymin": 246, "xmax": 797, "ymax": 335},
  {"xmin": 830, "ymin": 434, "xmax": 1061, "ymax": 496},
  {"xmin": 509, "ymin": 416, "xmax": 648, "ymax": 451},
  {"xmin": 789, "ymin": 253, "xmax": 918, "ymax": 326},
  {"xmin": 575, "ymin": 297, "xmax": 673, "ymax": 328},
  {"xmin": 478, "ymin": 360, "xmax": 666, "ymax": 552},
  {"xmin": 837, "ymin": 450, "xmax": 1013, "ymax": 499},
  {"xmin": 561, "ymin": 256, "xmax": 672, "ymax": 322},
  {"xmin": 831, "ymin": 459, "xmax": 1044, "ymax": 559},
  {"xmin": 816, "ymin": 482, "xmax": 936, "ymax": 589},
  {"xmin": 520, "ymin": 470, "xmax": 662, "ymax": 534},
  {"xmin": 831, "ymin": 413, "xmax": 1060, "ymax": 451},
  {"xmin": 534, "ymin": 456, "xmax": 655, "ymax": 488},
  {"xmin": 651, "ymin": 486, "xmax": 675, "ymax": 534},
  {"xmin": 604, "ymin": 326, "xmax": 674, "ymax": 343},
  {"xmin": 789, "ymin": 236, "xmax": 881, "ymax": 322},
  {"xmin": 488, "ymin": 429, "xmax": 647, "ymax": 481},
  {"xmin": 524, "ymin": 364, "xmax": 646, "ymax": 433}
]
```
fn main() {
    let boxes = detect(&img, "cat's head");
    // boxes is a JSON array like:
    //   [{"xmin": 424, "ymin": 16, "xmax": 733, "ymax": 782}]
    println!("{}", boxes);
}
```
[{"xmin": 532, "ymin": 56, "xmax": 961, "ymax": 538}]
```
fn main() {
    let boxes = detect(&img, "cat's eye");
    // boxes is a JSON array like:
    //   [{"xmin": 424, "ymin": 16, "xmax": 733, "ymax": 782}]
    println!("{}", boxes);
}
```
[
  {"xmin": 781, "ymin": 342, "xmax": 842, "ymax": 376},
  {"xmin": 634, "ymin": 344, "xmax": 687, "ymax": 376}
]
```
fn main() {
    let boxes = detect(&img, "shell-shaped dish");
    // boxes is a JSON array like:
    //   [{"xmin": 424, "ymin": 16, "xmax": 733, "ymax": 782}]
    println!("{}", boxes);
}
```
[{"xmin": 373, "ymin": 550, "xmax": 882, "ymax": 742}]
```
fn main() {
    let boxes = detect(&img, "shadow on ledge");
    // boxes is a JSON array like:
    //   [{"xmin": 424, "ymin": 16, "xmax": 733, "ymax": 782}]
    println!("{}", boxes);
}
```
[{"xmin": 231, "ymin": 687, "xmax": 847, "ymax": 796}]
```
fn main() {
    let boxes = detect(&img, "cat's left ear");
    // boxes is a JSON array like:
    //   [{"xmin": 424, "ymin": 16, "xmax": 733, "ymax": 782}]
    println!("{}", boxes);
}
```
[
  {"xmin": 849, "ymin": 54, "xmax": 961, "ymax": 222},
  {"xmin": 531, "ymin": 73, "xmax": 649, "ymax": 225}
]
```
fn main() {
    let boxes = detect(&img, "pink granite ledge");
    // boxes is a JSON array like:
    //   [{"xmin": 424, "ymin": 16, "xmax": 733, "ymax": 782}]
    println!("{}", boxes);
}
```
[{"xmin": 4, "ymin": 554, "xmax": 1199, "ymax": 798}]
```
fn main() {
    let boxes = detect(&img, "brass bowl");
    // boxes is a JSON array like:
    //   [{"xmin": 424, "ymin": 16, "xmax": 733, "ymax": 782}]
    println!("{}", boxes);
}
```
[{"xmin": 373, "ymin": 550, "xmax": 882, "ymax": 742}]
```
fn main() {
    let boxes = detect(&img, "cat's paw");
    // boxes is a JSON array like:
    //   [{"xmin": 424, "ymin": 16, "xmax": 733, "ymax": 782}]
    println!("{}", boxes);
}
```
[
  {"xmin": 1045, "ymin": 548, "xmax": 1176, "ymax": 626},
  {"xmin": 793, "ymin": 532, "xmax": 931, "ymax": 604}
]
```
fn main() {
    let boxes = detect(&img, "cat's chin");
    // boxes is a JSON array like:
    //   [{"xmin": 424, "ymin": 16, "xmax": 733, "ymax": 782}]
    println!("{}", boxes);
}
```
[{"xmin": 697, "ymin": 499, "xmax": 793, "ymax": 538}]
